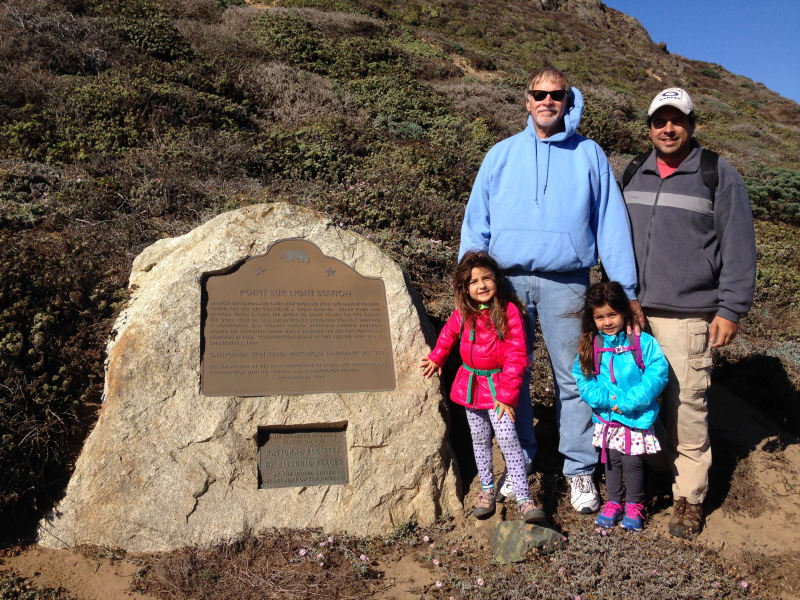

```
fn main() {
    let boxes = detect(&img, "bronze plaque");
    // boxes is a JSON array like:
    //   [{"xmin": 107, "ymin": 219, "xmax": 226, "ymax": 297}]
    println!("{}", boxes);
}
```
[
  {"xmin": 257, "ymin": 425, "xmax": 349, "ymax": 489},
  {"xmin": 201, "ymin": 239, "xmax": 395, "ymax": 396}
]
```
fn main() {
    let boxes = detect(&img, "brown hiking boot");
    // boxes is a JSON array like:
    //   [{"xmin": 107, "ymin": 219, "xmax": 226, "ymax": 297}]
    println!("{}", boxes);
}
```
[
  {"xmin": 472, "ymin": 489, "xmax": 496, "ymax": 519},
  {"xmin": 668, "ymin": 497, "xmax": 703, "ymax": 539}
]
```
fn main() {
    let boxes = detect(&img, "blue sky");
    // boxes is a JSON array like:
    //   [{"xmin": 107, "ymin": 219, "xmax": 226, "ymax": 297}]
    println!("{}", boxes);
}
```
[{"xmin": 603, "ymin": 1, "xmax": 800, "ymax": 104}]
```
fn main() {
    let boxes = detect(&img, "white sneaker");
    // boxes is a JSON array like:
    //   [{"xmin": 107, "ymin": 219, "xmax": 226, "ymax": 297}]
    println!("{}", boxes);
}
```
[
  {"xmin": 497, "ymin": 453, "xmax": 534, "ymax": 500},
  {"xmin": 568, "ymin": 474, "xmax": 600, "ymax": 514}
]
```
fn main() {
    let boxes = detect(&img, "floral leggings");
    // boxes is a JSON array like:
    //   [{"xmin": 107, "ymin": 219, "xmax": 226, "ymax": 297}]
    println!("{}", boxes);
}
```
[{"xmin": 465, "ymin": 406, "xmax": 530, "ymax": 500}]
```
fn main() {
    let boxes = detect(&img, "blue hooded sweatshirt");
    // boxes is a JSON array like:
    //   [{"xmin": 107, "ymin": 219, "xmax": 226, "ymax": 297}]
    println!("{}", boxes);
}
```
[
  {"xmin": 572, "ymin": 330, "xmax": 668, "ymax": 430},
  {"xmin": 458, "ymin": 87, "xmax": 638, "ymax": 299}
]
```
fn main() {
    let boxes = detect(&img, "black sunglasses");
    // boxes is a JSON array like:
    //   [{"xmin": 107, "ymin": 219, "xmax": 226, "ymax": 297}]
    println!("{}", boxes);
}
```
[{"xmin": 528, "ymin": 89, "xmax": 567, "ymax": 102}]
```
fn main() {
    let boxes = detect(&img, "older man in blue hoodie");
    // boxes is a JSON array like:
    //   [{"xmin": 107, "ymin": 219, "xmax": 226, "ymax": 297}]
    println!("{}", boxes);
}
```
[{"xmin": 459, "ymin": 66, "xmax": 642, "ymax": 514}]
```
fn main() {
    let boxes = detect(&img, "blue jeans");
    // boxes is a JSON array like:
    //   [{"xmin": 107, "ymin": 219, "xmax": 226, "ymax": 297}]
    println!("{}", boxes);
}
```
[{"xmin": 506, "ymin": 269, "xmax": 596, "ymax": 477}]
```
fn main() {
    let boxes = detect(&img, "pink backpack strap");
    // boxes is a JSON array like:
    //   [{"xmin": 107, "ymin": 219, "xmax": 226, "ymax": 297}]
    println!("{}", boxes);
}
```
[
  {"xmin": 631, "ymin": 330, "xmax": 645, "ymax": 371},
  {"xmin": 593, "ymin": 334, "xmax": 602, "ymax": 376}
]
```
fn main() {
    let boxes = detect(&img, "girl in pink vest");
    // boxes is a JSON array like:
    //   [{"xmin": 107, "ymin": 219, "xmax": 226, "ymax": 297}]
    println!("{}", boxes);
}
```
[{"xmin": 421, "ymin": 251, "xmax": 543, "ymax": 523}]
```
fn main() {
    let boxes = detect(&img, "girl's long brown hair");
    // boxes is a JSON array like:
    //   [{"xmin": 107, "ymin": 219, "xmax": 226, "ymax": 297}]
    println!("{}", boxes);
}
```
[
  {"xmin": 577, "ymin": 281, "xmax": 634, "ymax": 376},
  {"xmin": 453, "ymin": 251, "xmax": 525, "ymax": 337}
]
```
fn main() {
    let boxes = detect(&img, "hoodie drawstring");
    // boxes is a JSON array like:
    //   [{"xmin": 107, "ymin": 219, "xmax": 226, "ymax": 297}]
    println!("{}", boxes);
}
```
[{"xmin": 543, "ymin": 143, "xmax": 551, "ymax": 194}]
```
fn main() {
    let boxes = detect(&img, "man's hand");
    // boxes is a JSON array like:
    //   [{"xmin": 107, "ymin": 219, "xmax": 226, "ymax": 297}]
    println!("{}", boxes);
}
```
[
  {"xmin": 420, "ymin": 357, "xmax": 442, "ymax": 378},
  {"xmin": 495, "ymin": 400, "xmax": 515, "ymax": 423},
  {"xmin": 628, "ymin": 300, "xmax": 646, "ymax": 335},
  {"xmin": 710, "ymin": 315, "xmax": 737, "ymax": 348}
]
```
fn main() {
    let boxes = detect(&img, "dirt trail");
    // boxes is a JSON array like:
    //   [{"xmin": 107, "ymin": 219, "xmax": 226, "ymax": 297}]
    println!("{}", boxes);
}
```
[{"xmin": 1, "ymin": 546, "xmax": 156, "ymax": 600}]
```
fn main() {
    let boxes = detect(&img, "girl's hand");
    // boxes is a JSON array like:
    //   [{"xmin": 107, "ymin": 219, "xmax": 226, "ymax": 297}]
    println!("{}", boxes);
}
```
[
  {"xmin": 494, "ymin": 400, "xmax": 515, "ymax": 423},
  {"xmin": 611, "ymin": 404, "xmax": 622, "ymax": 414},
  {"xmin": 420, "ymin": 357, "xmax": 442, "ymax": 379}
]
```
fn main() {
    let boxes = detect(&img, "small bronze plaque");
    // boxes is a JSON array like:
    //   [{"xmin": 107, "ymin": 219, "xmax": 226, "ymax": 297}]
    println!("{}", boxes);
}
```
[
  {"xmin": 201, "ymin": 239, "xmax": 395, "ymax": 396},
  {"xmin": 257, "ymin": 425, "xmax": 349, "ymax": 489}
]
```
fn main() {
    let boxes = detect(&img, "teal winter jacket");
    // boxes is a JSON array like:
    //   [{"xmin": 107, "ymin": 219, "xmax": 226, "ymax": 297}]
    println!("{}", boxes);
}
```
[{"xmin": 572, "ymin": 331, "xmax": 668, "ymax": 430}]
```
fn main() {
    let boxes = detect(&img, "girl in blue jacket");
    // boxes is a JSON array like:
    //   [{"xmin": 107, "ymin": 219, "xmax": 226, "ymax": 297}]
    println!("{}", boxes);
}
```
[{"xmin": 572, "ymin": 282, "xmax": 668, "ymax": 531}]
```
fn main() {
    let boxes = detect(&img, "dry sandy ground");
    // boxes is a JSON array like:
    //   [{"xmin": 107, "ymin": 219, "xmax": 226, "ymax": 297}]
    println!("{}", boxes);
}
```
[{"xmin": 3, "ymin": 385, "xmax": 799, "ymax": 599}]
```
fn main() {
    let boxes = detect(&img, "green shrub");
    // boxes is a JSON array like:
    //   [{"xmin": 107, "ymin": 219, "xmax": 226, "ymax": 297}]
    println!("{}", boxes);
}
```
[
  {"xmin": 252, "ymin": 119, "xmax": 374, "ymax": 182},
  {"xmin": 745, "ymin": 165, "xmax": 800, "ymax": 225},
  {"xmin": 753, "ymin": 220, "xmax": 800, "ymax": 309},
  {"xmin": 251, "ymin": 10, "xmax": 408, "ymax": 80},
  {"xmin": 578, "ymin": 100, "xmax": 648, "ymax": 155},
  {"xmin": 107, "ymin": 0, "xmax": 192, "ymax": 61},
  {"xmin": 251, "ymin": 11, "xmax": 330, "ymax": 72},
  {"xmin": 0, "ymin": 162, "xmax": 61, "ymax": 229},
  {"xmin": 390, "ymin": 29, "xmax": 446, "ymax": 59},
  {"xmin": 1, "ymin": 64, "xmax": 254, "ymax": 162},
  {"xmin": 0, "ymin": 230, "xmax": 123, "ymax": 530},
  {"xmin": 325, "ymin": 141, "xmax": 471, "ymax": 241},
  {"xmin": 700, "ymin": 66, "xmax": 722, "ymax": 79},
  {"xmin": 344, "ymin": 75, "xmax": 451, "ymax": 134},
  {"xmin": 277, "ymin": 0, "xmax": 361, "ymax": 11},
  {"xmin": 329, "ymin": 36, "xmax": 405, "ymax": 78},
  {"xmin": 216, "ymin": 0, "xmax": 245, "ymax": 9}
]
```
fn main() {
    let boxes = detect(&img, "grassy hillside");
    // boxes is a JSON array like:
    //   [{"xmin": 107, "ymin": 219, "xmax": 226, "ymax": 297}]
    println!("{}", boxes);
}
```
[{"xmin": 1, "ymin": 0, "xmax": 799, "ymax": 536}]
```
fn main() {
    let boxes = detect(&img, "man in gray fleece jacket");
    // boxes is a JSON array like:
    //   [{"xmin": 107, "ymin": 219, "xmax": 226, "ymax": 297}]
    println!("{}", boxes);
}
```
[{"xmin": 621, "ymin": 87, "xmax": 756, "ymax": 539}]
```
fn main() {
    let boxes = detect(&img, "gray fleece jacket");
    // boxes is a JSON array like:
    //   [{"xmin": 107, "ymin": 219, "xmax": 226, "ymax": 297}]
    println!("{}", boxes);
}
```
[{"xmin": 622, "ymin": 143, "xmax": 756, "ymax": 322}]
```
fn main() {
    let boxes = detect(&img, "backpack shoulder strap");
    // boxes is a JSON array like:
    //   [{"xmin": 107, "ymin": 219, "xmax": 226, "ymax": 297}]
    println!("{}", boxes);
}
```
[
  {"xmin": 592, "ymin": 334, "xmax": 602, "ymax": 376},
  {"xmin": 631, "ymin": 330, "xmax": 645, "ymax": 371},
  {"xmin": 489, "ymin": 310, "xmax": 504, "ymax": 341},
  {"xmin": 620, "ymin": 150, "xmax": 652, "ymax": 191},
  {"xmin": 700, "ymin": 148, "xmax": 719, "ymax": 205}
]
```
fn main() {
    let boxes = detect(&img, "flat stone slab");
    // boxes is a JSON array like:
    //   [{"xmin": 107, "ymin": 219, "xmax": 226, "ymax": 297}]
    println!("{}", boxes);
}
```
[{"xmin": 492, "ymin": 521, "xmax": 568, "ymax": 563}]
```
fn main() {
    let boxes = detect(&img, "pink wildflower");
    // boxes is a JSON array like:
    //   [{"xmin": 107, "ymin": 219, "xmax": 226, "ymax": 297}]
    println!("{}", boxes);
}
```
[
  {"xmin": 423, "ymin": 535, "xmax": 430, "ymax": 543},
  {"xmin": 432, "ymin": 559, "xmax": 440, "ymax": 567},
  {"xmin": 740, "ymin": 580, "xmax": 750, "ymax": 590},
  {"xmin": 316, "ymin": 553, "xmax": 324, "ymax": 560},
  {"xmin": 319, "ymin": 542, "xmax": 326, "ymax": 547},
  {"xmin": 328, "ymin": 536, "xmax": 334, "ymax": 543},
  {"xmin": 298, "ymin": 548, "xmax": 307, "ymax": 556},
  {"xmin": 359, "ymin": 554, "xmax": 368, "ymax": 562},
  {"xmin": 476, "ymin": 577, "xmax": 484, "ymax": 586},
  {"xmin": 436, "ymin": 580, "xmax": 443, "ymax": 588}
]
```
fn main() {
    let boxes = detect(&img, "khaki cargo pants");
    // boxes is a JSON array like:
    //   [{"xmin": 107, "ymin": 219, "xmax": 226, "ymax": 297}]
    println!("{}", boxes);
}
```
[{"xmin": 645, "ymin": 309, "xmax": 714, "ymax": 504}]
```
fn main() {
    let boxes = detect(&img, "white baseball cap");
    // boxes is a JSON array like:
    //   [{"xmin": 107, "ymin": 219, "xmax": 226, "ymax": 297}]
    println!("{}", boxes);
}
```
[{"xmin": 647, "ymin": 87, "xmax": 694, "ymax": 118}]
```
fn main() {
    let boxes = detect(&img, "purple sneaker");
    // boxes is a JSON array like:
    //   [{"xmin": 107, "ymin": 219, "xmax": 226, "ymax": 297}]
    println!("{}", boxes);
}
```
[
  {"xmin": 594, "ymin": 500, "xmax": 623, "ymax": 528},
  {"xmin": 621, "ymin": 502, "xmax": 645, "ymax": 531}
]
